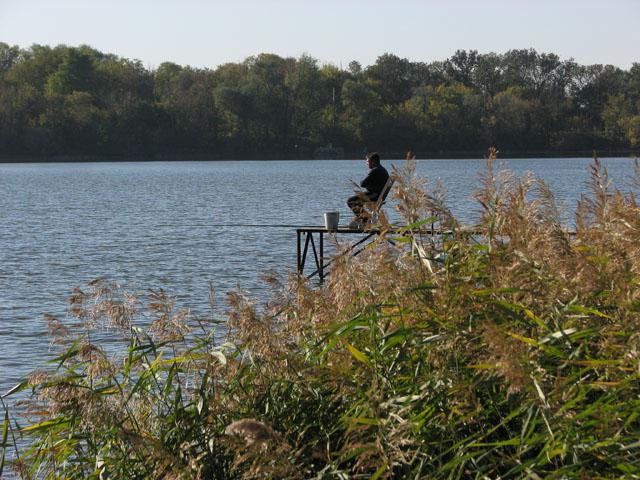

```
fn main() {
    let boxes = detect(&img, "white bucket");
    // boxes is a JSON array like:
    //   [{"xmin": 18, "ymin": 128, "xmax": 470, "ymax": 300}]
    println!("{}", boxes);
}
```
[{"xmin": 323, "ymin": 211, "xmax": 340, "ymax": 230}]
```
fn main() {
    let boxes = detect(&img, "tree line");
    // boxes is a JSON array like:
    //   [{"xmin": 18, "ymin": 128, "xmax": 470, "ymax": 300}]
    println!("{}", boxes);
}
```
[{"xmin": 0, "ymin": 43, "xmax": 638, "ymax": 159}]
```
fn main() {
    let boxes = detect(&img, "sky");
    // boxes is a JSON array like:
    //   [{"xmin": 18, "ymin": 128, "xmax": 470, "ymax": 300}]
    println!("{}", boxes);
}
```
[{"xmin": 1, "ymin": 0, "xmax": 638, "ymax": 70}]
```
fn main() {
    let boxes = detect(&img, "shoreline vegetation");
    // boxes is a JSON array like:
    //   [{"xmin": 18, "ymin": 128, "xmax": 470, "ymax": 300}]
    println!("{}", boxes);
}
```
[
  {"xmin": 2, "ymin": 151, "xmax": 639, "ymax": 478},
  {"xmin": 0, "ymin": 43, "xmax": 639, "ymax": 160},
  {"xmin": 0, "ymin": 148, "xmax": 639, "ymax": 163}
]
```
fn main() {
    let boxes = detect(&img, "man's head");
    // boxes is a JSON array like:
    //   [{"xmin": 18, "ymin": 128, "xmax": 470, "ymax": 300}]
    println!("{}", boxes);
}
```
[{"xmin": 365, "ymin": 152, "xmax": 380, "ymax": 169}]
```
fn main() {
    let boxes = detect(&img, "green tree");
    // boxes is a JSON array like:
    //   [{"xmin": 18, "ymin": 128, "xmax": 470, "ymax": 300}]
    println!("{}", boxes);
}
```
[
  {"xmin": 622, "ymin": 115, "xmax": 640, "ymax": 147},
  {"xmin": 473, "ymin": 53, "xmax": 503, "ymax": 95},
  {"xmin": 154, "ymin": 63, "xmax": 220, "ymax": 153},
  {"xmin": 45, "ymin": 47, "xmax": 96, "ymax": 95},
  {"xmin": 486, "ymin": 87, "xmax": 535, "ymax": 149},
  {"xmin": 366, "ymin": 53, "xmax": 415, "ymax": 105},
  {"xmin": 444, "ymin": 49, "xmax": 478, "ymax": 86},
  {"xmin": 0, "ymin": 42, "xmax": 21, "ymax": 79},
  {"xmin": 341, "ymin": 79, "xmax": 383, "ymax": 147},
  {"xmin": 573, "ymin": 64, "xmax": 625, "ymax": 130},
  {"xmin": 285, "ymin": 55, "xmax": 325, "ymax": 155},
  {"xmin": 426, "ymin": 84, "xmax": 483, "ymax": 151},
  {"xmin": 0, "ymin": 43, "xmax": 638, "ymax": 157},
  {"xmin": 315, "ymin": 64, "xmax": 352, "ymax": 148}
]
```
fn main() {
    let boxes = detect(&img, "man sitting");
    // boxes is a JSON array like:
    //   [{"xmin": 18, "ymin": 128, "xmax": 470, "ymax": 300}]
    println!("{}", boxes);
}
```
[{"xmin": 347, "ymin": 152, "xmax": 389, "ymax": 229}]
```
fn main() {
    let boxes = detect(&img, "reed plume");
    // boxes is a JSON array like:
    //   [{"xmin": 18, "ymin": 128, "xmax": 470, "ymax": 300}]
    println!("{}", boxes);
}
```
[{"xmin": 4, "ymin": 152, "xmax": 640, "ymax": 479}]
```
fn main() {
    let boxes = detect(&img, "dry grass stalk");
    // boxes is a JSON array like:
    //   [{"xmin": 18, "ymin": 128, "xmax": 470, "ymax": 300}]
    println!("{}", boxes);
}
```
[{"xmin": 6, "ymin": 152, "xmax": 640, "ymax": 479}]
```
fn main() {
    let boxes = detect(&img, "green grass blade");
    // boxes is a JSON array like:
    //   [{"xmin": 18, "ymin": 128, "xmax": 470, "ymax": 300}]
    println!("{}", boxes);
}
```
[{"xmin": 0, "ymin": 407, "xmax": 8, "ymax": 477}]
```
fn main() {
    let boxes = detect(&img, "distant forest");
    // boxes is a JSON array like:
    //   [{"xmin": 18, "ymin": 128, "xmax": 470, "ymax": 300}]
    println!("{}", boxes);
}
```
[{"xmin": 0, "ymin": 43, "xmax": 638, "ymax": 159}]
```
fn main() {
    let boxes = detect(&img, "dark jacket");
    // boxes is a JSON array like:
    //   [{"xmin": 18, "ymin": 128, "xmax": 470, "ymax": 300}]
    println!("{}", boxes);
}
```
[{"xmin": 360, "ymin": 165, "xmax": 390, "ymax": 201}]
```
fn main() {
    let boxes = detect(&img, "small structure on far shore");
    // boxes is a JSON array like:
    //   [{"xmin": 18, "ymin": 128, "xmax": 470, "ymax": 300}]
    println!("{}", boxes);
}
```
[{"xmin": 313, "ymin": 145, "xmax": 345, "ymax": 159}]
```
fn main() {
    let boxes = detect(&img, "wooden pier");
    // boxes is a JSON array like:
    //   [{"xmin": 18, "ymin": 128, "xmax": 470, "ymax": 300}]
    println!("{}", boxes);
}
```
[
  {"xmin": 296, "ymin": 226, "xmax": 380, "ymax": 283},
  {"xmin": 296, "ymin": 225, "xmax": 451, "ymax": 283},
  {"xmin": 295, "ymin": 224, "xmax": 577, "ymax": 283}
]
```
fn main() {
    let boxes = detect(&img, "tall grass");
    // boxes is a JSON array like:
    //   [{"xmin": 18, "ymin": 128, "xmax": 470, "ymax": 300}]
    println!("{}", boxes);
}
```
[{"xmin": 2, "ymin": 152, "xmax": 640, "ymax": 479}]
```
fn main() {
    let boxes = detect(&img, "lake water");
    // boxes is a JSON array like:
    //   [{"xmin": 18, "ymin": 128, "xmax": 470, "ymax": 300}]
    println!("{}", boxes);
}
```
[{"xmin": 1, "ymin": 157, "xmax": 637, "ymax": 400}]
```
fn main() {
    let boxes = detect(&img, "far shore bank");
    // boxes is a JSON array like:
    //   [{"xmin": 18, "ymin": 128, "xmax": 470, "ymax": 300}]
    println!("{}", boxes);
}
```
[{"xmin": 0, "ymin": 149, "xmax": 637, "ymax": 163}]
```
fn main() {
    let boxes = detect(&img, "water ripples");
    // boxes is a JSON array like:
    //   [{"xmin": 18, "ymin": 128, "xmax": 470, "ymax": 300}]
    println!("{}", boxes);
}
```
[{"xmin": 0, "ymin": 157, "xmax": 636, "ymax": 395}]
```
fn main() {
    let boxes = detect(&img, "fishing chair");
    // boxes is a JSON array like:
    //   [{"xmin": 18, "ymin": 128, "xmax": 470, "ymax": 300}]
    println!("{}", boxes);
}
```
[{"xmin": 368, "ymin": 176, "xmax": 396, "ymax": 225}]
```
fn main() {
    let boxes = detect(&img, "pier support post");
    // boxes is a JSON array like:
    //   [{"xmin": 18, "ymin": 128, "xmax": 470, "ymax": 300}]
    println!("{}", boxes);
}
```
[{"xmin": 319, "ymin": 231, "xmax": 324, "ymax": 283}]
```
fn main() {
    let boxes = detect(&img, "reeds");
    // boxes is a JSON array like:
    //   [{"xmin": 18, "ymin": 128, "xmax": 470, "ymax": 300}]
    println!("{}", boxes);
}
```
[{"xmin": 2, "ymin": 152, "xmax": 639, "ymax": 479}]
